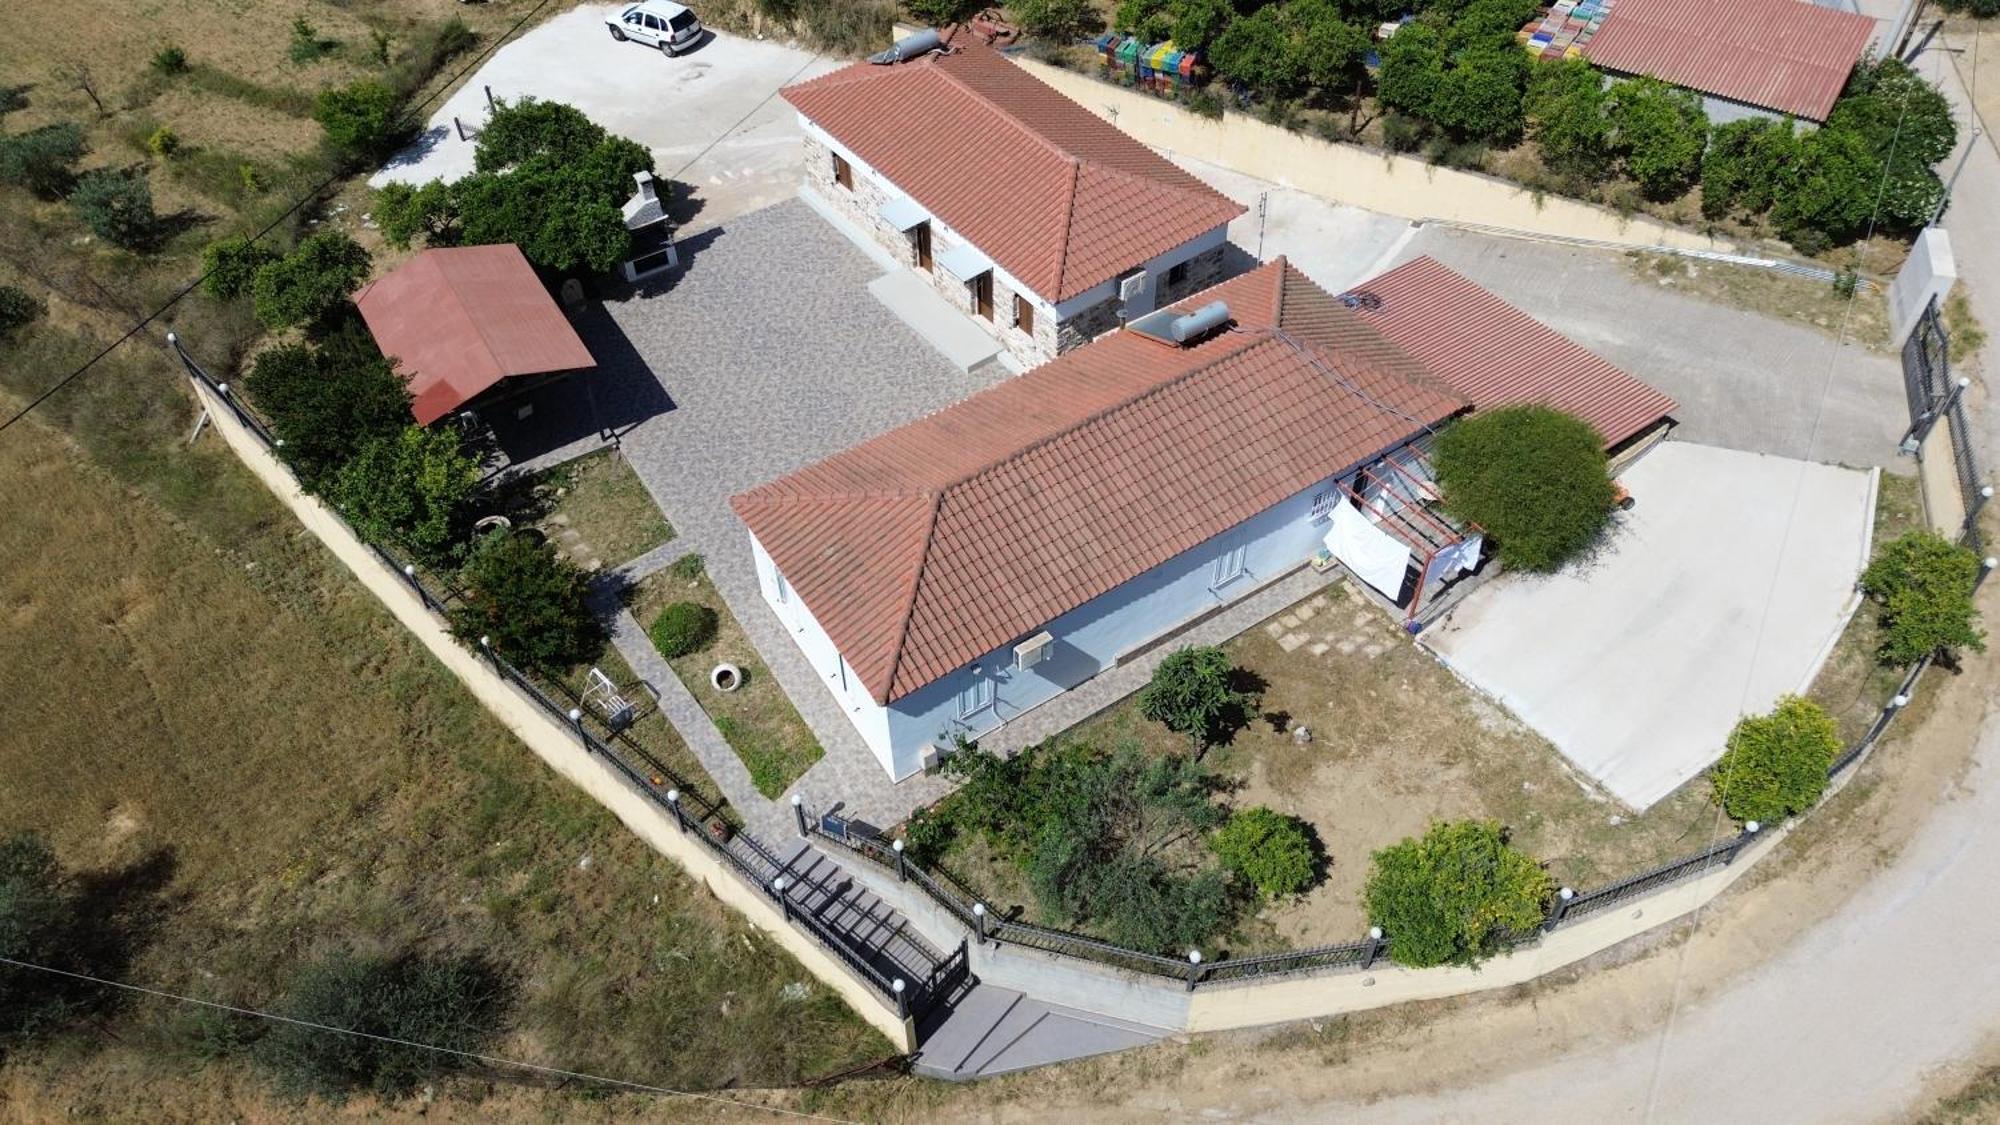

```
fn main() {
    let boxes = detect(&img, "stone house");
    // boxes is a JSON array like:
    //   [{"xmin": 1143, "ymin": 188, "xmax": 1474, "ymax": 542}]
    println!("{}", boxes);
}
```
[
  {"xmin": 781, "ymin": 40, "xmax": 1245, "ymax": 369},
  {"xmin": 729, "ymin": 257, "xmax": 1676, "ymax": 780}
]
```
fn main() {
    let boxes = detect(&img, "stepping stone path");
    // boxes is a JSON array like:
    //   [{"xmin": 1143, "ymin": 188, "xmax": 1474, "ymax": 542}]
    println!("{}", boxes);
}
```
[
  {"xmin": 546, "ymin": 513, "xmax": 605, "ymax": 571},
  {"xmin": 1259, "ymin": 588, "xmax": 1402, "ymax": 665}
]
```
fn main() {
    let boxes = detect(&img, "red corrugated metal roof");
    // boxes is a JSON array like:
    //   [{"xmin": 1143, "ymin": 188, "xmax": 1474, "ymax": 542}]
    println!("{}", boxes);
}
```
[
  {"xmin": 1354, "ymin": 257, "xmax": 1678, "ymax": 449},
  {"xmin": 1581, "ymin": 0, "xmax": 1874, "ymax": 122},
  {"xmin": 353, "ymin": 244, "xmax": 596, "ymax": 426},
  {"xmin": 782, "ymin": 42, "xmax": 1245, "ymax": 303}
]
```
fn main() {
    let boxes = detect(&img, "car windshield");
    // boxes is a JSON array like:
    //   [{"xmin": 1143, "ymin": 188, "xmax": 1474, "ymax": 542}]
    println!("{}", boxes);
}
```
[{"xmin": 669, "ymin": 11, "xmax": 697, "ymax": 28}]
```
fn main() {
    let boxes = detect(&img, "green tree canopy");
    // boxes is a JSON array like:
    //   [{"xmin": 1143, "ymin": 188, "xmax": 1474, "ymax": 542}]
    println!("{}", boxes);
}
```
[
  {"xmin": 253, "ymin": 951, "xmax": 507, "ymax": 1100},
  {"xmin": 1115, "ymin": 0, "xmax": 1174, "ymax": 42},
  {"xmin": 1211, "ymin": 807, "xmax": 1319, "ymax": 897},
  {"xmin": 1860, "ymin": 530, "xmax": 1987, "ymax": 665},
  {"xmin": 1138, "ymin": 644, "xmax": 1259, "ymax": 749},
  {"xmin": 1700, "ymin": 117, "xmax": 1800, "ymax": 220},
  {"xmin": 1709, "ymin": 695, "xmax": 1840, "ymax": 823},
  {"xmin": 200, "ymin": 235, "xmax": 280, "ymax": 300},
  {"xmin": 1608, "ymin": 77, "xmax": 1708, "ymax": 199},
  {"xmin": 903, "ymin": 0, "xmax": 986, "ymax": 30},
  {"xmin": 1434, "ymin": 405, "xmax": 1615, "ymax": 572},
  {"xmin": 243, "ymin": 323, "xmax": 411, "ymax": 490},
  {"xmin": 68, "ymin": 168, "xmax": 158, "ymax": 250},
  {"xmin": 1826, "ymin": 57, "xmax": 1956, "ymax": 229},
  {"xmin": 329, "ymin": 425, "xmax": 482, "ymax": 564},
  {"xmin": 1210, "ymin": 7, "xmax": 1305, "ymax": 99},
  {"xmin": 1527, "ymin": 58, "xmax": 1613, "ymax": 182},
  {"xmin": 1773, "ymin": 124, "xmax": 1880, "ymax": 249},
  {"xmin": 1291, "ymin": 0, "xmax": 1372, "ymax": 94},
  {"xmin": 373, "ymin": 178, "xmax": 461, "ymax": 250},
  {"xmin": 1376, "ymin": 22, "xmax": 1448, "ymax": 120},
  {"xmin": 1168, "ymin": 0, "xmax": 1233, "ymax": 52},
  {"xmin": 251, "ymin": 229, "xmax": 372, "ymax": 330},
  {"xmin": 0, "ymin": 833, "xmax": 75, "ymax": 1043},
  {"xmin": 448, "ymin": 530, "xmax": 605, "ymax": 669},
  {"xmin": 0, "ymin": 122, "xmax": 87, "ymax": 198},
  {"xmin": 314, "ymin": 80, "xmax": 403, "ymax": 161},
  {"xmin": 1014, "ymin": 0, "xmax": 1105, "ymax": 41},
  {"xmin": 1432, "ymin": 42, "xmax": 1529, "ymax": 142},
  {"xmin": 1363, "ymin": 819, "xmax": 1551, "ymax": 968}
]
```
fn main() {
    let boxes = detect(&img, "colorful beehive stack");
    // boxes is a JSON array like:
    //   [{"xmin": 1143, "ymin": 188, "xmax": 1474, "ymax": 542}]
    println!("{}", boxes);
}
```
[
  {"xmin": 1095, "ymin": 33, "xmax": 1204, "ymax": 93},
  {"xmin": 1518, "ymin": 0, "xmax": 1614, "ymax": 61}
]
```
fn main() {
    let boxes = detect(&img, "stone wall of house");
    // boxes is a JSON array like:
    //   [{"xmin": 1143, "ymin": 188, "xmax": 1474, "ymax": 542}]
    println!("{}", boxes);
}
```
[
  {"xmin": 1157, "ymin": 244, "xmax": 1229, "ymax": 308},
  {"xmin": 803, "ymin": 133, "xmax": 918, "ymax": 270},
  {"xmin": 1055, "ymin": 297, "xmax": 1124, "ymax": 353}
]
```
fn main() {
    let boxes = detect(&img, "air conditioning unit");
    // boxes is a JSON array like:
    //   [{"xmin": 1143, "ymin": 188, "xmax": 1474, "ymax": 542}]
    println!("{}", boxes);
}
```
[
  {"xmin": 1118, "ymin": 271, "xmax": 1148, "ymax": 306},
  {"xmin": 1014, "ymin": 631, "xmax": 1054, "ymax": 670}
]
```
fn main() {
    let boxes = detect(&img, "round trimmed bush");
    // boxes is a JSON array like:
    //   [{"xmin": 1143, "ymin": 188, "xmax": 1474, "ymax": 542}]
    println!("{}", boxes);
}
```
[
  {"xmin": 1709, "ymin": 695, "xmax": 1840, "ymax": 823},
  {"xmin": 649, "ymin": 601, "xmax": 717, "ymax": 659},
  {"xmin": 1434, "ymin": 404, "xmax": 1615, "ymax": 573},
  {"xmin": 1211, "ymin": 807, "xmax": 1317, "ymax": 898},
  {"xmin": 1363, "ymin": 819, "xmax": 1551, "ymax": 968}
]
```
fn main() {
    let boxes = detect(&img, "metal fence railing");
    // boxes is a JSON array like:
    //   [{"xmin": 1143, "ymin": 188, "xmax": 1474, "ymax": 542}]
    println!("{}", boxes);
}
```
[{"xmin": 169, "ymin": 334, "xmax": 965, "ymax": 1028}]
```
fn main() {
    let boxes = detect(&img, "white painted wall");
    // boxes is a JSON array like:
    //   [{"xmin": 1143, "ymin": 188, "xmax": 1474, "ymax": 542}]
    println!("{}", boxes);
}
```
[
  {"xmin": 749, "ymin": 533, "xmax": 901, "ymax": 773},
  {"xmin": 1051, "ymin": 223, "xmax": 1230, "ymax": 321}
]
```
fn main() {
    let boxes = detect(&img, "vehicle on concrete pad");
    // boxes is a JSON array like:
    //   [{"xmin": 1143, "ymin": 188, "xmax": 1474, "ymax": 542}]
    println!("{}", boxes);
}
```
[{"xmin": 607, "ymin": 0, "xmax": 704, "ymax": 55}]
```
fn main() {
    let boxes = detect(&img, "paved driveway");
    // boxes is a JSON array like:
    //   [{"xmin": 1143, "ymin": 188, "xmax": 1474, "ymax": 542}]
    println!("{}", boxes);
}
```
[
  {"xmin": 1422, "ymin": 442, "xmax": 1876, "ymax": 809},
  {"xmin": 373, "ymin": 6, "xmax": 839, "ymax": 229},
  {"xmin": 591, "ymin": 199, "xmax": 1002, "ymax": 820}
]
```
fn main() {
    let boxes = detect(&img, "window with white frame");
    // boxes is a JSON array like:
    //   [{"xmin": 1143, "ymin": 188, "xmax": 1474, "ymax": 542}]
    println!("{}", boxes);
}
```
[
  {"xmin": 772, "ymin": 566, "xmax": 790, "ymax": 604},
  {"xmin": 956, "ymin": 676, "xmax": 995, "ymax": 719},
  {"xmin": 1209, "ymin": 543, "xmax": 1247, "ymax": 588}
]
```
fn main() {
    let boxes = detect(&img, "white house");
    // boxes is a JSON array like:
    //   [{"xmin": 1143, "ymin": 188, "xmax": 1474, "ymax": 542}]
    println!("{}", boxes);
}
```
[
  {"xmin": 781, "ymin": 39, "xmax": 1245, "ymax": 369},
  {"xmin": 730, "ymin": 258, "xmax": 1676, "ymax": 780}
]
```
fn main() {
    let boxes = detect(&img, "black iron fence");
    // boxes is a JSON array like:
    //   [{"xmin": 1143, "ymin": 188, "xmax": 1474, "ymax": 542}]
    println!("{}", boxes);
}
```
[
  {"xmin": 170, "ymin": 335, "xmax": 964, "ymax": 1028},
  {"xmin": 1902, "ymin": 295, "xmax": 1990, "ymax": 545}
]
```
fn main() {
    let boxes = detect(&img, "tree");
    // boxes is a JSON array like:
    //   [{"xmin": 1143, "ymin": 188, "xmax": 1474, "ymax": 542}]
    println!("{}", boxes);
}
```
[
  {"xmin": 200, "ymin": 235, "xmax": 279, "ymax": 300},
  {"xmin": 1528, "ymin": 59, "xmax": 1613, "ymax": 182},
  {"xmin": 1709, "ymin": 695, "xmax": 1840, "ymax": 823},
  {"xmin": 1211, "ymin": 807, "xmax": 1318, "ymax": 897},
  {"xmin": 374, "ymin": 178, "xmax": 461, "ymax": 249},
  {"xmin": 313, "ymin": 80, "xmax": 402, "ymax": 161},
  {"xmin": 1290, "ymin": 0, "xmax": 1371, "ymax": 94},
  {"xmin": 243, "ymin": 324, "xmax": 411, "ymax": 490},
  {"xmin": 474, "ymin": 99, "xmax": 620, "ymax": 174},
  {"xmin": 1210, "ymin": 8, "xmax": 1305, "ymax": 100},
  {"xmin": 1431, "ymin": 43, "xmax": 1529, "ymax": 142},
  {"xmin": 903, "ymin": 0, "xmax": 985, "ymax": 29},
  {"xmin": 0, "ymin": 122, "xmax": 87, "ymax": 198},
  {"xmin": 649, "ymin": 601, "xmax": 719, "ymax": 658},
  {"xmin": 1701, "ymin": 117, "xmax": 1800, "ymax": 220},
  {"xmin": 1826, "ymin": 57, "xmax": 1956, "ymax": 229},
  {"xmin": 1115, "ymin": 0, "xmax": 1174, "ymax": 42},
  {"xmin": 1860, "ymin": 531, "xmax": 1987, "ymax": 665},
  {"xmin": 251, "ymin": 230, "xmax": 372, "ymax": 330},
  {"xmin": 1015, "ymin": 0, "xmax": 1105, "ymax": 41},
  {"xmin": 449, "ymin": 530, "xmax": 606, "ymax": 669},
  {"xmin": 254, "ymin": 951, "xmax": 507, "ymax": 1100},
  {"xmin": 1434, "ymin": 405, "xmax": 1614, "ymax": 572},
  {"xmin": 1138, "ymin": 645, "xmax": 1259, "ymax": 749},
  {"xmin": 1609, "ymin": 77, "xmax": 1707, "ymax": 199},
  {"xmin": 68, "ymin": 168, "xmax": 157, "ymax": 249},
  {"xmin": 1376, "ymin": 23, "xmax": 1447, "ymax": 120},
  {"xmin": 1363, "ymin": 819, "xmax": 1551, "ymax": 968},
  {"xmin": 1773, "ymin": 124, "xmax": 1880, "ymax": 250},
  {"xmin": 329, "ymin": 425, "xmax": 482, "ymax": 564},
  {"xmin": 0, "ymin": 832, "xmax": 74, "ymax": 1043},
  {"xmin": 0, "ymin": 283, "xmax": 43, "ymax": 340}
]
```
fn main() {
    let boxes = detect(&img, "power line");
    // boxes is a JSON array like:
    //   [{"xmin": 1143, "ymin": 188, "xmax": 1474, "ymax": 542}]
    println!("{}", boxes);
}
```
[
  {"xmin": 0, "ymin": 955, "xmax": 863, "ymax": 1123},
  {"xmin": 0, "ymin": 0, "xmax": 559, "ymax": 439}
]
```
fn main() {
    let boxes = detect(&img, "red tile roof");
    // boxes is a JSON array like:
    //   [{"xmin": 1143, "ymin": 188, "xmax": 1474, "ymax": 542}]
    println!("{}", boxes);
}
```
[
  {"xmin": 1582, "ymin": 0, "xmax": 1875, "ymax": 122},
  {"xmin": 782, "ymin": 42, "xmax": 1244, "ymax": 303},
  {"xmin": 732, "ymin": 259, "xmax": 1469, "ymax": 704},
  {"xmin": 354, "ymin": 244, "xmax": 596, "ymax": 426},
  {"xmin": 1352, "ymin": 257, "xmax": 1678, "ymax": 449}
]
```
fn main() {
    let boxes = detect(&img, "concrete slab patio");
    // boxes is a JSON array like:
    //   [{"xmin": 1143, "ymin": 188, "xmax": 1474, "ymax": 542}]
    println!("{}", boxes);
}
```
[{"xmin": 1421, "ymin": 441, "xmax": 1876, "ymax": 809}]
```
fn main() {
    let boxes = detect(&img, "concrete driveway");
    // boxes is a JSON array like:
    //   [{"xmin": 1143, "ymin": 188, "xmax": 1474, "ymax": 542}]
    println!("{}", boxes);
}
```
[
  {"xmin": 373, "ymin": 5, "xmax": 840, "ymax": 229},
  {"xmin": 1422, "ymin": 441, "xmax": 1876, "ymax": 810}
]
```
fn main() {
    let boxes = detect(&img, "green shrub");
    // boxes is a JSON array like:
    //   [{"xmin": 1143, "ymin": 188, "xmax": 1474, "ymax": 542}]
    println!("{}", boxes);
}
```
[
  {"xmin": 329, "ymin": 425, "xmax": 482, "ymax": 565},
  {"xmin": 1860, "ymin": 531, "xmax": 1987, "ymax": 665},
  {"xmin": 649, "ymin": 601, "xmax": 719, "ymax": 658},
  {"xmin": 668, "ymin": 552, "xmax": 706, "ymax": 582},
  {"xmin": 0, "ymin": 284, "xmax": 44, "ymax": 341},
  {"xmin": 1138, "ymin": 644, "xmax": 1259, "ymax": 750},
  {"xmin": 1181, "ymin": 86, "xmax": 1226, "ymax": 120},
  {"xmin": 1014, "ymin": 0, "xmax": 1104, "ymax": 40},
  {"xmin": 253, "ymin": 951, "xmax": 507, "ymax": 1100},
  {"xmin": 1608, "ymin": 77, "xmax": 1707, "ymax": 200},
  {"xmin": 1382, "ymin": 111, "xmax": 1430, "ymax": 153},
  {"xmin": 251, "ymin": 229, "xmax": 371, "ymax": 330},
  {"xmin": 374, "ymin": 178, "xmax": 460, "ymax": 249},
  {"xmin": 239, "ymin": 162, "xmax": 267, "ymax": 193},
  {"xmin": 151, "ymin": 46, "xmax": 189, "ymax": 75},
  {"xmin": 1709, "ymin": 695, "xmax": 1840, "ymax": 823},
  {"xmin": 313, "ymin": 80, "xmax": 401, "ymax": 160},
  {"xmin": 1938, "ymin": 0, "xmax": 2000, "ymax": 14},
  {"xmin": 1211, "ymin": 807, "xmax": 1317, "ymax": 897},
  {"xmin": 1434, "ymin": 404, "xmax": 1614, "ymax": 572},
  {"xmin": 1363, "ymin": 819, "xmax": 1551, "ymax": 968},
  {"xmin": 69, "ymin": 168, "xmax": 158, "ymax": 250},
  {"xmin": 146, "ymin": 125, "xmax": 180, "ymax": 158},
  {"xmin": 449, "ymin": 531, "xmax": 606, "ymax": 669},
  {"xmin": 242, "ymin": 323, "xmax": 411, "ymax": 490},
  {"xmin": 904, "ymin": 0, "xmax": 984, "ymax": 29},
  {"xmin": 200, "ymin": 235, "xmax": 279, "ymax": 300},
  {"xmin": 1700, "ymin": 117, "xmax": 1798, "ymax": 221},
  {"xmin": 288, "ymin": 16, "xmax": 336, "ymax": 64},
  {"xmin": 0, "ymin": 122, "xmax": 88, "ymax": 198},
  {"xmin": 1528, "ymin": 60, "xmax": 1613, "ymax": 182}
]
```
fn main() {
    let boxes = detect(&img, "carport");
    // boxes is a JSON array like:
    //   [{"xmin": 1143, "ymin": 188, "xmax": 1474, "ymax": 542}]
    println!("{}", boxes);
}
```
[{"xmin": 1420, "ymin": 442, "xmax": 1877, "ymax": 810}]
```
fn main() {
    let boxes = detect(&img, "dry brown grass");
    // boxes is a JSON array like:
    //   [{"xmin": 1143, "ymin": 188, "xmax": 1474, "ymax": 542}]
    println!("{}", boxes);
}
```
[
  {"xmin": 1624, "ymin": 251, "xmax": 1895, "ymax": 353},
  {"xmin": 535, "ymin": 448, "xmax": 676, "ymax": 570}
]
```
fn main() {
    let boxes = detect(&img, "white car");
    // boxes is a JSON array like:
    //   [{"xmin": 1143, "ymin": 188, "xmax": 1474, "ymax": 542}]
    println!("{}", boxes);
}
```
[{"xmin": 607, "ymin": 1, "xmax": 703, "ymax": 55}]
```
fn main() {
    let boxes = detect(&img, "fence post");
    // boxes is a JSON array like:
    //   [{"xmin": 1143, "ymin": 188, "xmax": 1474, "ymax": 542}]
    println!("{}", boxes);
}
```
[
  {"xmin": 567, "ymin": 708, "xmax": 589, "ymax": 749},
  {"xmin": 791, "ymin": 793, "xmax": 808, "ymax": 838},
  {"xmin": 892, "ymin": 978, "xmax": 908, "ymax": 1020},
  {"xmin": 666, "ymin": 789, "xmax": 686, "ymax": 833},
  {"xmin": 1545, "ymin": 886, "xmax": 1575, "ymax": 931},
  {"xmin": 773, "ymin": 876, "xmax": 792, "ymax": 922},
  {"xmin": 402, "ymin": 563, "xmax": 434, "ymax": 612},
  {"xmin": 1363, "ymin": 926, "xmax": 1385, "ymax": 969},
  {"xmin": 892, "ymin": 838, "xmax": 907, "ymax": 882},
  {"xmin": 478, "ymin": 635, "xmax": 497, "ymax": 674},
  {"xmin": 1185, "ymin": 949, "xmax": 1203, "ymax": 992},
  {"xmin": 971, "ymin": 902, "xmax": 987, "ymax": 945},
  {"xmin": 1728, "ymin": 820, "xmax": 1762, "ymax": 863}
]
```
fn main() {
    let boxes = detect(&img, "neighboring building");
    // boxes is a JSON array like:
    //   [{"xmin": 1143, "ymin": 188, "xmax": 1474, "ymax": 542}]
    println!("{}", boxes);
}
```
[
  {"xmin": 353, "ymin": 244, "xmax": 596, "ymax": 425},
  {"xmin": 1578, "ymin": 0, "xmax": 1876, "ymax": 124},
  {"xmin": 730, "ymin": 257, "xmax": 1675, "ymax": 780},
  {"xmin": 781, "ymin": 40, "xmax": 1246, "ymax": 369}
]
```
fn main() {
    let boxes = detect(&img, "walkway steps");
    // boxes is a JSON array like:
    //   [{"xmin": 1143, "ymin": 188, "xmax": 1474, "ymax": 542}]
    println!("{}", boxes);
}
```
[{"xmin": 914, "ymin": 984, "xmax": 1171, "ymax": 1081}]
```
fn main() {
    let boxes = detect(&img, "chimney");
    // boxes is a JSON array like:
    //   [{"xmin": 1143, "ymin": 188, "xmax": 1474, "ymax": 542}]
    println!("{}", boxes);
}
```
[{"xmin": 633, "ymin": 170, "xmax": 657, "ymax": 203}]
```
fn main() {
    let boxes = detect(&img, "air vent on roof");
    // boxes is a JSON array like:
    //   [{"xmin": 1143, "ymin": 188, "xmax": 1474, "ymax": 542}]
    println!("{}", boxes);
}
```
[
  {"xmin": 1125, "ymin": 300, "xmax": 1232, "ymax": 346},
  {"xmin": 869, "ymin": 28, "xmax": 943, "ymax": 63},
  {"xmin": 1338, "ymin": 289, "xmax": 1383, "ymax": 311}
]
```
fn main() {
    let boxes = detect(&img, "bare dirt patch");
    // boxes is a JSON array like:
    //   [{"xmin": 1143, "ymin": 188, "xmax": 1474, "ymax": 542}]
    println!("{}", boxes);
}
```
[{"xmin": 1625, "ymin": 250, "xmax": 1895, "ymax": 353}]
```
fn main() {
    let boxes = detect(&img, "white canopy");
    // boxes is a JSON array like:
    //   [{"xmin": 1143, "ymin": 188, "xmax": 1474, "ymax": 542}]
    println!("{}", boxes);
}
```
[
  {"xmin": 878, "ymin": 194, "xmax": 929, "ymax": 232},
  {"xmin": 935, "ymin": 240, "xmax": 994, "ymax": 281},
  {"xmin": 1324, "ymin": 501, "xmax": 1411, "ymax": 600}
]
